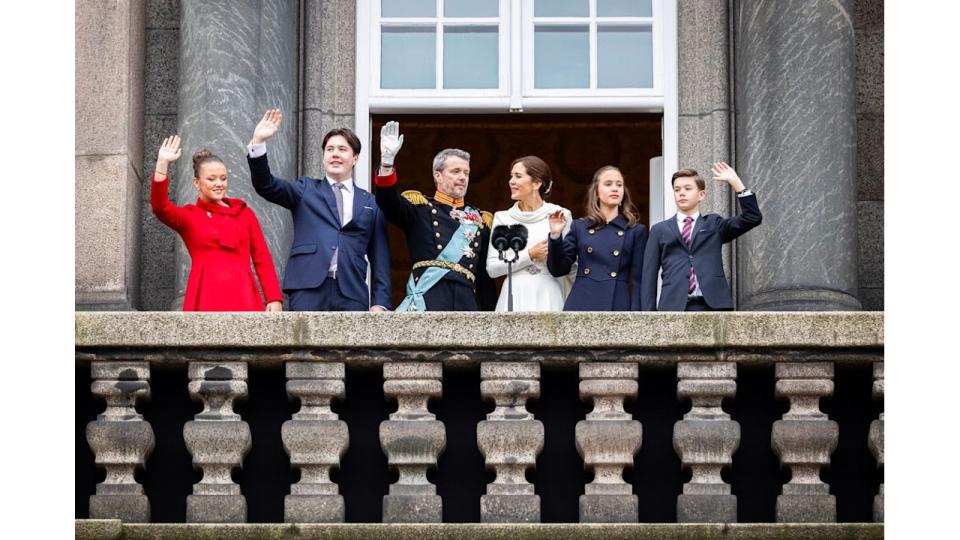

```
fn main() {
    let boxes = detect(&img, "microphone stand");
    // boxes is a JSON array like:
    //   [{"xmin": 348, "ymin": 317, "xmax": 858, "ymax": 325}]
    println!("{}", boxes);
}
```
[{"xmin": 498, "ymin": 248, "xmax": 520, "ymax": 312}]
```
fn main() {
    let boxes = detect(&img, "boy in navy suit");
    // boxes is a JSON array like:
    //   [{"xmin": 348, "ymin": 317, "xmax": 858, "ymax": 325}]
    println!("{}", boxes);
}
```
[
  {"xmin": 641, "ymin": 163, "xmax": 761, "ymax": 311},
  {"xmin": 247, "ymin": 109, "xmax": 392, "ymax": 312}
]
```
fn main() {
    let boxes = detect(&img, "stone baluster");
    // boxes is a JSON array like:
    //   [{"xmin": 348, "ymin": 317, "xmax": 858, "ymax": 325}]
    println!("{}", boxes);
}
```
[
  {"xmin": 282, "ymin": 362, "xmax": 349, "ymax": 523},
  {"xmin": 379, "ymin": 362, "xmax": 445, "ymax": 523},
  {"xmin": 869, "ymin": 362, "xmax": 884, "ymax": 522},
  {"xmin": 771, "ymin": 362, "xmax": 839, "ymax": 522},
  {"xmin": 86, "ymin": 362, "xmax": 155, "ymax": 522},
  {"xmin": 575, "ymin": 362, "xmax": 641, "ymax": 523},
  {"xmin": 184, "ymin": 362, "xmax": 251, "ymax": 523},
  {"xmin": 477, "ymin": 362, "xmax": 544, "ymax": 523},
  {"xmin": 673, "ymin": 362, "xmax": 740, "ymax": 523}
]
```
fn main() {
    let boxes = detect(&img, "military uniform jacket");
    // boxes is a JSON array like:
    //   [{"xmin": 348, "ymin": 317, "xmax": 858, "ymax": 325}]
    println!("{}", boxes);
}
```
[
  {"xmin": 547, "ymin": 215, "xmax": 648, "ymax": 311},
  {"xmin": 374, "ymin": 169, "xmax": 497, "ymax": 310}
]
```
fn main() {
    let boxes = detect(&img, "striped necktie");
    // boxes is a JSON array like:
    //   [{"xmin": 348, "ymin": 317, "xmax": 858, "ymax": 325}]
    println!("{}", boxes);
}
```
[{"xmin": 682, "ymin": 216, "xmax": 696, "ymax": 294}]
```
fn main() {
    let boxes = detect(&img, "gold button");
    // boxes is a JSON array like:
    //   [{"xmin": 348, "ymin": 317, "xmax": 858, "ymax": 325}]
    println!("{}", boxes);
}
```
[
  {"xmin": 435, "ymin": 232, "xmax": 441, "ymax": 238},
  {"xmin": 433, "ymin": 220, "xmax": 439, "ymax": 227},
  {"xmin": 584, "ymin": 268, "xmax": 591, "ymax": 275},
  {"xmin": 588, "ymin": 229, "xmax": 595, "ymax": 235},
  {"xmin": 610, "ymin": 271, "xmax": 617, "ymax": 278},
  {"xmin": 613, "ymin": 250, "xmax": 620, "ymax": 256},
  {"xmin": 469, "ymin": 264, "xmax": 474, "ymax": 269},
  {"xmin": 617, "ymin": 230, "xmax": 624, "ymax": 236},
  {"xmin": 586, "ymin": 247, "xmax": 593, "ymax": 254},
  {"xmin": 431, "ymin": 208, "xmax": 437, "ymax": 215},
  {"xmin": 437, "ymin": 244, "xmax": 443, "ymax": 250},
  {"xmin": 473, "ymin": 242, "xmax": 479, "ymax": 247}
]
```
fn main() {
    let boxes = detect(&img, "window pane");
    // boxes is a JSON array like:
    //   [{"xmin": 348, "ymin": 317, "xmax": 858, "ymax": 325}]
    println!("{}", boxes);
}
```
[
  {"xmin": 534, "ymin": 0, "xmax": 588, "ymax": 17},
  {"xmin": 445, "ymin": 0, "xmax": 498, "ymax": 17},
  {"xmin": 381, "ymin": 0, "xmax": 435, "ymax": 18},
  {"xmin": 381, "ymin": 27, "xmax": 436, "ymax": 89},
  {"xmin": 444, "ymin": 26, "xmax": 499, "ymax": 89},
  {"xmin": 598, "ymin": 25, "xmax": 653, "ymax": 88},
  {"xmin": 534, "ymin": 26, "xmax": 589, "ymax": 88},
  {"xmin": 597, "ymin": 0, "xmax": 653, "ymax": 17}
]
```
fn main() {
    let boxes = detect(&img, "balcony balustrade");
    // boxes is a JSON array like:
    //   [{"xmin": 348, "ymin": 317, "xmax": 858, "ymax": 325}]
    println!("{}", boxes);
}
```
[{"xmin": 76, "ymin": 311, "xmax": 883, "ymax": 538}]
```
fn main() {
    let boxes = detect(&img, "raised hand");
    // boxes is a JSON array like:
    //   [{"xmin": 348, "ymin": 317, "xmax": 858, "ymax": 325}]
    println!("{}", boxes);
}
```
[
  {"xmin": 380, "ymin": 121, "xmax": 404, "ymax": 167},
  {"xmin": 251, "ymin": 109, "xmax": 282, "ymax": 145},
  {"xmin": 265, "ymin": 301, "xmax": 282, "ymax": 312},
  {"xmin": 156, "ymin": 135, "xmax": 182, "ymax": 165},
  {"xmin": 548, "ymin": 209, "xmax": 567, "ymax": 238},
  {"xmin": 711, "ymin": 161, "xmax": 745, "ymax": 192}
]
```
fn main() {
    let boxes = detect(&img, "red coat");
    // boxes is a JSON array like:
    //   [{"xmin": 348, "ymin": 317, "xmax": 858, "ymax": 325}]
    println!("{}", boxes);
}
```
[{"xmin": 151, "ymin": 175, "xmax": 282, "ymax": 311}]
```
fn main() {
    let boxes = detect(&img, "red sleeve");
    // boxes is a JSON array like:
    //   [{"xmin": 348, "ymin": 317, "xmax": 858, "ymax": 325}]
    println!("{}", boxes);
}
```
[
  {"xmin": 374, "ymin": 168, "xmax": 398, "ymax": 187},
  {"xmin": 150, "ymin": 175, "xmax": 188, "ymax": 231},
  {"xmin": 246, "ymin": 208, "xmax": 283, "ymax": 303}
]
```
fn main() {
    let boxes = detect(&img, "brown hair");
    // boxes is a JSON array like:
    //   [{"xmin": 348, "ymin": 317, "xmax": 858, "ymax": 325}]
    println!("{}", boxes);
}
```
[
  {"xmin": 671, "ymin": 168, "xmax": 705, "ymax": 190},
  {"xmin": 192, "ymin": 149, "xmax": 224, "ymax": 178},
  {"xmin": 322, "ymin": 128, "xmax": 362, "ymax": 156},
  {"xmin": 510, "ymin": 155, "xmax": 554, "ymax": 199},
  {"xmin": 583, "ymin": 165, "xmax": 641, "ymax": 228}
]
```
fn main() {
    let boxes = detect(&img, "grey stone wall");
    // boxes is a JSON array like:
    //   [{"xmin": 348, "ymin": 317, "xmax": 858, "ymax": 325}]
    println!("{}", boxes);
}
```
[
  {"xmin": 855, "ymin": 0, "xmax": 883, "ymax": 311},
  {"xmin": 76, "ymin": 0, "xmax": 145, "ymax": 310},
  {"xmin": 139, "ymin": 0, "xmax": 180, "ymax": 311}
]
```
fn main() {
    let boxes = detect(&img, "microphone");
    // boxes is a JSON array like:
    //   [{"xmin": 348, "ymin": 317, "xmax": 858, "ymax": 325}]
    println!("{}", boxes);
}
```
[
  {"xmin": 508, "ymin": 224, "xmax": 528, "ymax": 252},
  {"xmin": 492, "ymin": 225, "xmax": 511, "ymax": 252}
]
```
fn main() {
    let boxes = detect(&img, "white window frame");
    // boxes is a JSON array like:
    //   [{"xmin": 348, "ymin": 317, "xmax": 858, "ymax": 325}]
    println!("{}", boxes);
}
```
[{"xmin": 355, "ymin": 0, "xmax": 678, "ymax": 222}]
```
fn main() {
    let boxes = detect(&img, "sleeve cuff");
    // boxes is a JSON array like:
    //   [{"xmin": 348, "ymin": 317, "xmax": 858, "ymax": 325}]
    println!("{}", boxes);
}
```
[
  {"xmin": 247, "ymin": 142, "xmax": 267, "ymax": 158},
  {"xmin": 736, "ymin": 189, "xmax": 753, "ymax": 198},
  {"xmin": 374, "ymin": 168, "xmax": 398, "ymax": 188}
]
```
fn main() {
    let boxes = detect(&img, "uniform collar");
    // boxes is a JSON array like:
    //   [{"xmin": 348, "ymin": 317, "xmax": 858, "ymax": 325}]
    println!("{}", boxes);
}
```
[{"xmin": 433, "ymin": 191, "xmax": 464, "ymax": 209}]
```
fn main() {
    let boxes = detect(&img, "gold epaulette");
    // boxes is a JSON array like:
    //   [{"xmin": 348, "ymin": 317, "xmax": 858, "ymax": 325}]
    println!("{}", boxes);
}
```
[
  {"xmin": 480, "ymin": 210, "xmax": 493, "ymax": 229},
  {"xmin": 401, "ymin": 190, "xmax": 428, "ymax": 206}
]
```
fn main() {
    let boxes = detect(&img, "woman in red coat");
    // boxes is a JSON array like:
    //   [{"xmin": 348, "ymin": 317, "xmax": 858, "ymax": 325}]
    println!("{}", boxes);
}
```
[{"xmin": 151, "ymin": 135, "xmax": 283, "ymax": 311}]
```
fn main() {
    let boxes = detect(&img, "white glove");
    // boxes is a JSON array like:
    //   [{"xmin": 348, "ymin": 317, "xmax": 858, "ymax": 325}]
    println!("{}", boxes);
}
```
[{"xmin": 380, "ymin": 121, "xmax": 404, "ymax": 167}]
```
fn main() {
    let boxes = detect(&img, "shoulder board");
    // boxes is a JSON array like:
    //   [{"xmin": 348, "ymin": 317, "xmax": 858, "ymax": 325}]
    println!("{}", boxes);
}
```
[
  {"xmin": 401, "ymin": 190, "xmax": 428, "ymax": 206},
  {"xmin": 481, "ymin": 210, "xmax": 494, "ymax": 229}
]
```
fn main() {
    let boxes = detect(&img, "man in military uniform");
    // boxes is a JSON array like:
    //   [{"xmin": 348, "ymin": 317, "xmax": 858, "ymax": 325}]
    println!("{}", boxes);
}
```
[{"xmin": 374, "ymin": 121, "xmax": 496, "ymax": 311}]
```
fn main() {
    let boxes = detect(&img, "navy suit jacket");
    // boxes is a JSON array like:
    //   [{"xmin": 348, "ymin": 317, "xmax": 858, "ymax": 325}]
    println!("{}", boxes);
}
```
[
  {"xmin": 548, "ymin": 215, "xmax": 647, "ymax": 311},
  {"xmin": 248, "ymin": 154, "xmax": 391, "ymax": 309},
  {"xmin": 641, "ymin": 194, "xmax": 761, "ymax": 311}
]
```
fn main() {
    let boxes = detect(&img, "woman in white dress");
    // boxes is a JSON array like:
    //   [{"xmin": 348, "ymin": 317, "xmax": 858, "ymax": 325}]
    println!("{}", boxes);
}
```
[{"xmin": 486, "ymin": 155, "xmax": 574, "ymax": 311}]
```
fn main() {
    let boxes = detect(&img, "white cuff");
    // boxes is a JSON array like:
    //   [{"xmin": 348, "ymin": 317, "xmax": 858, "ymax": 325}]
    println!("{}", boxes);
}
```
[
  {"xmin": 736, "ymin": 189, "xmax": 753, "ymax": 198},
  {"xmin": 247, "ymin": 142, "xmax": 267, "ymax": 158}
]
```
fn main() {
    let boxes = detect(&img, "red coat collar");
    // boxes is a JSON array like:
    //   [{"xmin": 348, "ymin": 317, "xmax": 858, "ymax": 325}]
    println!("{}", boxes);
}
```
[{"xmin": 196, "ymin": 197, "xmax": 246, "ymax": 216}]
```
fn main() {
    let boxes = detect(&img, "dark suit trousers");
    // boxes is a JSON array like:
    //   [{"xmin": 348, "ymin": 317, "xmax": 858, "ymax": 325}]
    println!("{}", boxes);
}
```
[
  {"xmin": 289, "ymin": 278, "xmax": 367, "ymax": 312},
  {"xmin": 685, "ymin": 296, "xmax": 733, "ymax": 312}
]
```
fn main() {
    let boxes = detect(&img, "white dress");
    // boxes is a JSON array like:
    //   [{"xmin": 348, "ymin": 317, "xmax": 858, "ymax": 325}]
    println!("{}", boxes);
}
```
[{"xmin": 486, "ymin": 202, "xmax": 575, "ymax": 312}]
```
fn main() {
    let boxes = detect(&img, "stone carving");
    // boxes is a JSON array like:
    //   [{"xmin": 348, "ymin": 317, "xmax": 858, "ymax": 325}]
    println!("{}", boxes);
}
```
[
  {"xmin": 575, "ymin": 362, "xmax": 641, "ymax": 523},
  {"xmin": 282, "ymin": 362, "xmax": 349, "ymax": 523},
  {"xmin": 869, "ymin": 362, "xmax": 884, "ymax": 522},
  {"xmin": 86, "ymin": 362, "xmax": 155, "ymax": 522},
  {"xmin": 477, "ymin": 362, "xmax": 544, "ymax": 523},
  {"xmin": 771, "ymin": 362, "xmax": 839, "ymax": 522},
  {"xmin": 379, "ymin": 362, "xmax": 445, "ymax": 523},
  {"xmin": 183, "ymin": 362, "xmax": 251, "ymax": 523},
  {"xmin": 673, "ymin": 362, "xmax": 740, "ymax": 523}
]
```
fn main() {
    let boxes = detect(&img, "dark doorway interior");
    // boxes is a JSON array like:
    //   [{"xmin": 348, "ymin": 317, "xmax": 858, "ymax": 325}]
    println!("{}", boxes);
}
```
[{"xmin": 370, "ymin": 113, "xmax": 663, "ymax": 308}]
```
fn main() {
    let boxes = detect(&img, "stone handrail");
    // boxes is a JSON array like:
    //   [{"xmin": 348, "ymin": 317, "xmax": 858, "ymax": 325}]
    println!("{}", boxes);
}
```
[{"xmin": 76, "ymin": 311, "xmax": 883, "ymax": 527}]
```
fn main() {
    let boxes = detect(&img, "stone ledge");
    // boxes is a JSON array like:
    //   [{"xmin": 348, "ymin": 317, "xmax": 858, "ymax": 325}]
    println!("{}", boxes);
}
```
[
  {"xmin": 76, "ymin": 312, "xmax": 883, "ymax": 350},
  {"xmin": 75, "ymin": 520, "xmax": 883, "ymax": 540}
]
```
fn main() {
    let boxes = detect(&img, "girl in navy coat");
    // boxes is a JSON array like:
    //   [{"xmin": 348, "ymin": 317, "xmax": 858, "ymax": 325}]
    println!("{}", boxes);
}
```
[{"xmin": 547, "ymin": 166, "xmax": 648, "ymax": 311}]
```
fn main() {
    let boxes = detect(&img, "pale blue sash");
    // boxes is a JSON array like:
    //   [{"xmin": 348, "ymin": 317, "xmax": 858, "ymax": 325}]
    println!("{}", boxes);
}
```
[{"xmin": 396, "ymin": 212, "xmax": 478, "ymax": 312}]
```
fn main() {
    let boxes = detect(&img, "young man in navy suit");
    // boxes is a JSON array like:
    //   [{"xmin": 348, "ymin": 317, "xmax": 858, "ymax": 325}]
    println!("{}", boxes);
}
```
[
  {"xmin": 246, "ymin": 109, "xmax": 391, "ymax": 312},
  {"xmin": 641, "ymin": 163, "xmax": 761, "ymax": 311}
]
